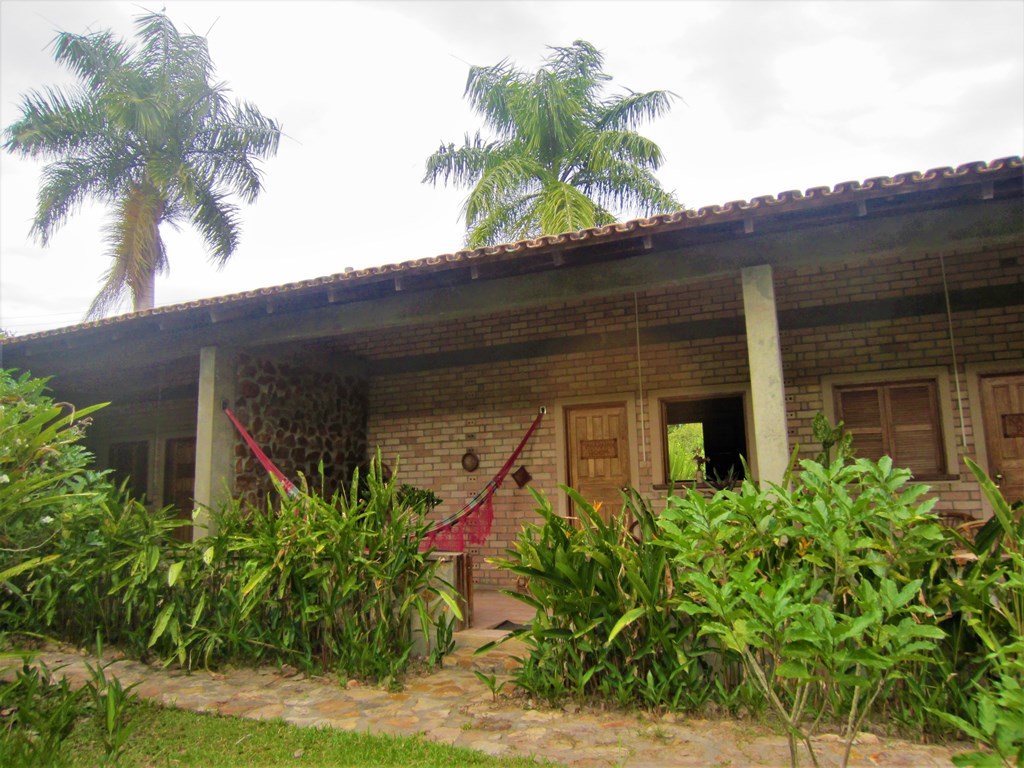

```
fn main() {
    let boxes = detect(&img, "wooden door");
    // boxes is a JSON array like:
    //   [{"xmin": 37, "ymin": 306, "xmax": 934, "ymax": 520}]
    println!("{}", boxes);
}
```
[
  {"xmin": 981, "ymin": 373, "xmax": 1024, "ymax": 507},
  {"xmin": 566, "ymin": 403, "xmax": 631, "ymax": 524},
  {"xmin": 163, "ymin": 437, "xmax": 196, "ymax": 542}
]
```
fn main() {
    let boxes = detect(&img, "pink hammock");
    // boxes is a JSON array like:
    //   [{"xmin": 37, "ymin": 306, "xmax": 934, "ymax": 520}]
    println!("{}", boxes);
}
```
[
  {"xmin": 420, "ymin": 408, "xmax": 544, "ymax": 552},
  {"xmin": 225, "ymin": 406, "xmax": 544, "ymax": 552},
  {"xmin": 224, "ymin": 407, "xmax": 299, "ymax": 498}
]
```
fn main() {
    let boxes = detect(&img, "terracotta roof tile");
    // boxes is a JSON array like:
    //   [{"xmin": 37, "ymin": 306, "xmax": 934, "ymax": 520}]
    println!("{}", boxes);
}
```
[{"xmin": 4, "ymin": 155, "xmax": 1021, "ymax": 345}]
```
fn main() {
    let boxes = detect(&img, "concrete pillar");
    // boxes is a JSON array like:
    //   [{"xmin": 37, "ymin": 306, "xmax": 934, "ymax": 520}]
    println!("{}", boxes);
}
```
[
  {"xmin": 194, "ymin": 346, "xmax": 238, "ymax": 537},
  {"xmin": 741, "ymin": 265, "xmax": 790, "ymax": 485}
]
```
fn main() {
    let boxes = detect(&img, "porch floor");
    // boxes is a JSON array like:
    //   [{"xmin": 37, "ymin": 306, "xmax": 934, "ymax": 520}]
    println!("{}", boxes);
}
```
[{"xmin": 469, "ymin": 586, "xmax": 535, "ymax": 630}]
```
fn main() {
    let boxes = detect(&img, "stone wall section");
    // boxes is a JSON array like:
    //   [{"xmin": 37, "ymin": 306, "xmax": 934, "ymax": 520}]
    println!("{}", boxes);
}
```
[{"xmin": 233, "ymin": 354, "xmax": 367, "ymax": 506}]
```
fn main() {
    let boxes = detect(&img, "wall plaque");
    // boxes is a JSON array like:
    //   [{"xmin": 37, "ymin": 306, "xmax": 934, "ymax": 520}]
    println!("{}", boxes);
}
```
[
  {"xmin": 1003, "ymin": 413, "xmax": 1024, "ymax": 438},
  {"xmin": 580, "ymin": 438, "xmax": 618, "ymax": 459}
]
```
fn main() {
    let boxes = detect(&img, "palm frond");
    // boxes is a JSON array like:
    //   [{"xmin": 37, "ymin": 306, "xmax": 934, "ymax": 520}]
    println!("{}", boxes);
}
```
[
  {"xmin": 570, "ymin": 128, "xmax": 667, "ymax": 174},
  {"xmin": 535, "ymin": 180, "xmax": 601, "ymax": 235},
  {"xmin": 186, "ymin": 184, "xmax": 241, "ymax": 265},
  {"xmin": 578, "ymin": 161, "xmax": 681, "ymax": 216},
  {"xmin": 423, "ymin": 132, "xmax": 500, "ymax": 187},
  {"xmin": 465, "ymin": 194, "xmax": 541, "ymax": 248},
  {"xmin": 463, "ymin": 154, "xmax": 546, "ymax": 229},
  {"xmin": 31, "ymin": 157, "xmax": 123, "ymax": 243},
  {"xmin": 547, "ymin": 40, "xmax": 609, "ymax": 105},
  {"xmin": 517, "ymin": 67, "xmax": 582, "ymax": 165},
  {"xmin": 2, "ymin": 87, "xmax": 106, "ymax": 159},
  {"xmin": 465, "ymin": 60, "xmax": 520, "ymax": 137},
  {"xmin": 596, "ymin": 89, "xmax": 677, "ymax": 132},
  {"xmin": 50, "ymin": 29, "xmax": 130, "ymax": 94}
]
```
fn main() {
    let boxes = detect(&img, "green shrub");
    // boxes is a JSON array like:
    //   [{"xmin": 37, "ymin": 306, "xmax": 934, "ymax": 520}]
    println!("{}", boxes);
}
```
[
  {"xmin": 929, "ymin": 460, "xmax": 1024, "ymax": 768},
  {"xmin": 491, "ymin": 487, "xmax": 713, "ymax": 710},
  {"xmin": 495, "ymin": 451, "xmax": 958, "ymax": 766},
  {"xmin": 177, "ymin": 455, "xmax": 459, "ymax": 682},
  {"xmin": 2, "ymin": 370, "xmax": 457, "ymax": 686},
  {"xmin": 0, "ymin": 369, "xmax": 106, "ymax": 586}
]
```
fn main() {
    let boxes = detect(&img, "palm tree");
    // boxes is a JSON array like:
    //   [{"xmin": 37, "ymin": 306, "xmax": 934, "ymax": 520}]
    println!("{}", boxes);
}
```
[
  {"xmin": 424, "ymin": 40, "xmax": 680, "ymax": 248},
  {"xmin": 2, "ymin": 12, "xmax": 281, "ymax": 319}
]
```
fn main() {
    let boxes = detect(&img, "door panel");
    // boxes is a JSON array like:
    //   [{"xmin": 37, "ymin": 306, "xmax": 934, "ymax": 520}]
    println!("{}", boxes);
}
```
[
  {"xmin": 566, "ymin": 403, "xmax": 631, "ymax": 524},
  {"xmin": 981, "ymin": 374, "xmax": 1024, "ymax": 507},
  {"xmin": 163, "ymin": 437, "xmax": 196, "ymax": 542}
]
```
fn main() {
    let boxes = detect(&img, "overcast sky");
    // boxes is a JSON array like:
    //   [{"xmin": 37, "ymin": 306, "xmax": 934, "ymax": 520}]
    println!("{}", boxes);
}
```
[{"xmin": 1, "ymin": 0, "xmax": 1022, "ymax": 336}]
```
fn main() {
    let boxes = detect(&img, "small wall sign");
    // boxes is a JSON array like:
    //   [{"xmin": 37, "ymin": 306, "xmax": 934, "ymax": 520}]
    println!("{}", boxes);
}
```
[{"xmin": 580, "ymin": 438, "xmax": 618, "ymax": 459}]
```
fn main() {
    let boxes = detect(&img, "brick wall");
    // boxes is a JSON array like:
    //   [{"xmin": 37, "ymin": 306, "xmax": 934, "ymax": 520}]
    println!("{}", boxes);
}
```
[{"xmin": 360, "ymin": 243, "xmax": 1022, "ymax": 588}]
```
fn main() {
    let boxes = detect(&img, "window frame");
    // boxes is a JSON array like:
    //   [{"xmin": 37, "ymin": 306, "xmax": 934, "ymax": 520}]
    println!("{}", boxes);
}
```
[
  {"xmin": 822, "ymin": 368, "xmax": 958, "ymax": 481},
  {"xmin": 648, "ymin": 385, "xmax": 756, "ymax": 488}
]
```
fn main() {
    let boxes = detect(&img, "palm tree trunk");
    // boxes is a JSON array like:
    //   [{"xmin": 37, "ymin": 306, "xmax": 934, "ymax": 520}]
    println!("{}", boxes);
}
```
[{"xmin": 133, "ymin": 269, "xmax": 156, "ymax": 312}]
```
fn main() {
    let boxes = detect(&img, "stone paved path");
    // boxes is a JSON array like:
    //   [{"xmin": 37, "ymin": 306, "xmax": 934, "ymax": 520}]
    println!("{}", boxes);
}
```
[{"xmin": 7, "ymin": 637, "xmax": 967, "ymax": 767}]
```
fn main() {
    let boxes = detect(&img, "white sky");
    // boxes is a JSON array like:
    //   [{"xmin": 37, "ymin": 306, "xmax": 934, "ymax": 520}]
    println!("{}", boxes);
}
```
[{"xmin": 1, "ymin": 0, "xmax": 1022, "ymax": 336}]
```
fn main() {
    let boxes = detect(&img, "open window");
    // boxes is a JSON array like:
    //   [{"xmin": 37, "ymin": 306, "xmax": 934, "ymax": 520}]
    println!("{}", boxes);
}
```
[
  {"xmin": 833, "ymin": 380, "xmax": 946, "ymax": 477},
  {"xmin": 661, "ymin": 395, "xmax": 748, "ymax": 486}
]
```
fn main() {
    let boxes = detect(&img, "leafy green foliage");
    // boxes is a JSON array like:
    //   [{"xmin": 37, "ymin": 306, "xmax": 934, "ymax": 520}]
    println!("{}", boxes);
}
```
[
  {"xmin": 666, "ymin": 422, "xmax": 703, "ymax": 482},
  {"xmin": 0, "ymin": 654, "xmax": 138, "ymax": 767},
  {"xmin": 0, "ymin": 660, "xmax": 85, "ymax": 766},
  {"xmin": 424, "ymin": 40, "xmax": 679, "ymax": 247},
  {"xmin": 928, "ymin": 460, "xmax": 1024, "ymax": 768},
  {"xmin": 496, "ymin": 447, "xmax": 970, "ymax": 766},
  {"xmin": 0, "ymin": 369, "xmax": 107, "ymax": 586},
  {"xmin": 2, "ymin": 11, "xmax": 281, "ymax": 317},
  {"xmin": 491, "ymin": 488, "xmax": 711, "ymax": 710},
  {"xmin": 2, "ymin": 371, "xmax": 457, "ymax": 685},
  {"xmin": 176, "ymin": 456, "xmax": 459, "ymax": 682}
]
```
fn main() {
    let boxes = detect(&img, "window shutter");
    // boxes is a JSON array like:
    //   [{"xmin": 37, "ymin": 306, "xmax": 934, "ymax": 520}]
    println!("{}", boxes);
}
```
[
  {"xmin": 835, "ymin": 380, "xmax": 945, "ymax": 476},
  {"xmin": 887, "ymin": 383, "xmax": 943, "ymax": 475},
  {"xmin": 836, "ymin": 387, "xmax": 886, "ymax": 460}
]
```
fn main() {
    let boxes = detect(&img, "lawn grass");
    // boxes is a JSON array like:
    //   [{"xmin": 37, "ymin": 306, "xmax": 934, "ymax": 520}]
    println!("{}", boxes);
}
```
[{"xmin": 60, "ymin": 700, "xmax": 556, "ymax": 767}]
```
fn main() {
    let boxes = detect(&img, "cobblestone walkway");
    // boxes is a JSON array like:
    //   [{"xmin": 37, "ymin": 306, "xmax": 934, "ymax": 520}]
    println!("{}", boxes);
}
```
[{"xmin": 9, "ymin": 637, "xmax": 966, "ymax": 767}]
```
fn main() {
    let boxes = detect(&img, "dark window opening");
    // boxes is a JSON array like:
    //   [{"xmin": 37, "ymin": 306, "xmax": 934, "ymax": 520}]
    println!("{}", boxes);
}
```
[
  {"xmin": 663, "ymin": 396, "xmax": 747, "ymax": 485},
  {"xmin": 108, "ymin": 441, "xmax": 149, "ymax": 500}
]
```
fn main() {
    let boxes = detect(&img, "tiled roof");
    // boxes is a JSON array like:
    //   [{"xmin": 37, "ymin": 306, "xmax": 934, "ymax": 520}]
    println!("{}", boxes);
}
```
[{"xmin": 4, "ymin": 155, "xmax": 1021, "ymax": 345}]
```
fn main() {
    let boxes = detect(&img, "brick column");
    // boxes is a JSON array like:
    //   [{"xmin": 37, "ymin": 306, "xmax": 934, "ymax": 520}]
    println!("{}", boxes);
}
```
[
  {"xmin": 194, "ymin": 346, "xmax": 238, "ymax": 537},
  {"xmin": 741, "ymin": 265, "xmax": 790, "ymax": 485}
]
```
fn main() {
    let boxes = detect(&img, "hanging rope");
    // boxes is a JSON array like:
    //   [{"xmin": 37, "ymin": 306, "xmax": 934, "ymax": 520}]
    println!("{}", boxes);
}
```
[{"xmin": 939, "ymin": 252, "xmax": 968, "ymax": 452}]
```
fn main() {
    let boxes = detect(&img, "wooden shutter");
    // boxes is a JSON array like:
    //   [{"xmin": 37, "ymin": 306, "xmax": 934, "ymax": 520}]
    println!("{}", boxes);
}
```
[
  {"xmin": 836, "ymin": 380, "xmax": 944, "ymax": 475},
  {"xmin": 836, "ymin": 387, "xmax": 886, "ymax": 460},
  {"xmin": 887, "ymin": 383, "xmax": 943, "ymax": 475}
]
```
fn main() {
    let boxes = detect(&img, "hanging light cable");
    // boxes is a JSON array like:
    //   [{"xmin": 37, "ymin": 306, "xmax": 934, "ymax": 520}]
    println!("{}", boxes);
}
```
[
  {"xmin": 939, "ymin": 251, "xmax": 968, "ymax": 452},
  {"xmin": 634, "ymin": 292, "xmax": 647, "ymax": 464}
]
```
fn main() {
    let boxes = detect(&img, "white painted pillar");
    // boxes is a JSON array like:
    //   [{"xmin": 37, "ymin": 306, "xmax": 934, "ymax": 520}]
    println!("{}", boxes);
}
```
[
  {"xmin": 741, "ymin": 265, "xmax": 790, "ymax": 485},
  {"xmin": 194, "ymin": 346, "xmax": 238, "ymax": 537}
]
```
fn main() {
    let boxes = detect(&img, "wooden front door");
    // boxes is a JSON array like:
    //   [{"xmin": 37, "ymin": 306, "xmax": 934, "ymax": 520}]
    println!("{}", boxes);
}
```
[
  {"xmin": 566, "ymin": 403, "xmax": 631, "ymax": 524},
  {"xmin": 981, "ymin": 373, "xmax": 1024, "ymax": 507},
  {"xmin": 163, "ymin": 437, "xmax": 196, "ymax": 542}
]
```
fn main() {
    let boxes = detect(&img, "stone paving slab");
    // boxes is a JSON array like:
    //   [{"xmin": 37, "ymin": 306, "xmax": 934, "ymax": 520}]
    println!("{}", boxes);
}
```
[{"xmin": 3, "ymin": 646, "xmax": 968, "ymax": 767}]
